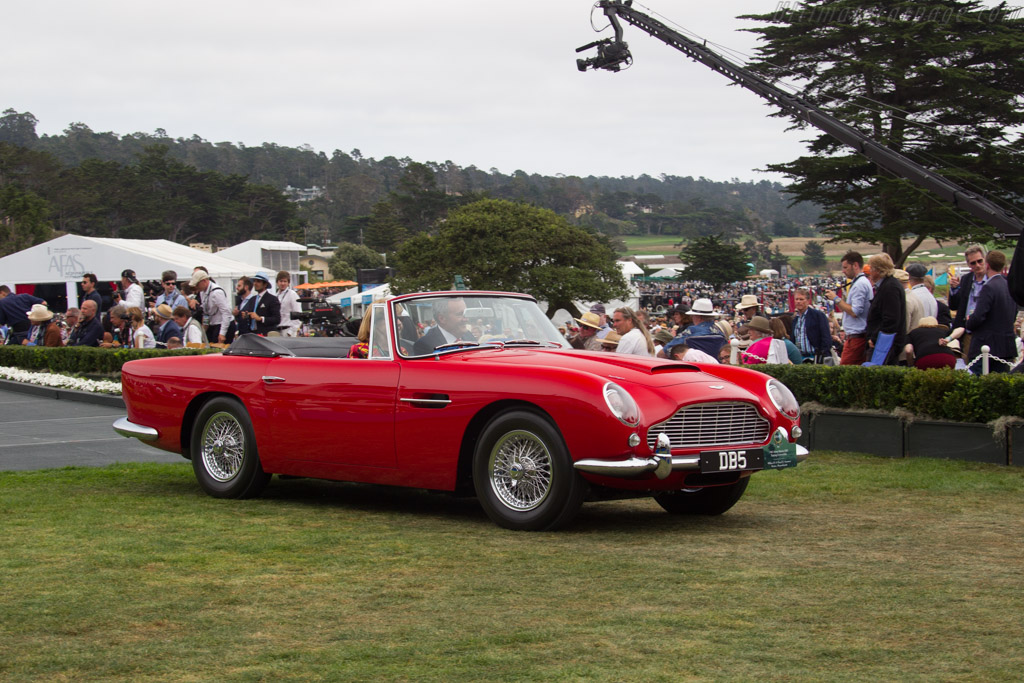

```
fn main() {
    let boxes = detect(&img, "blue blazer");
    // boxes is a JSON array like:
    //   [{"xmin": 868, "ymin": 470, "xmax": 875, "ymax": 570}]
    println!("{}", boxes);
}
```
[{"xmin": 965, "ymin": 274, "xmax": 1018, "ymax": 359}]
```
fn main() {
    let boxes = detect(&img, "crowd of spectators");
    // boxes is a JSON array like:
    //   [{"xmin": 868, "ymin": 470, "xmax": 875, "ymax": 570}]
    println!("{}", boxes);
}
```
[
  {"xmin": 571, "ymin": 247, "xmax": 1023, "ymax": 375},
  {"xmin": 0, "ymin": 266, "xmax": 305, "ymax": 351}
]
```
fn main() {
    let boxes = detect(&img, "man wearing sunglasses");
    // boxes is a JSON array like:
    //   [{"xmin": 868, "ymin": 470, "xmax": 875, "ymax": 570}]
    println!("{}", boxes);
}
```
[
  {"xmin": 153, "ymin": 270, "xmax": 188, "ymax": 312},
  {"xmin": 950, "ymin": 244, "xmax": 989, "ymax": 359}
]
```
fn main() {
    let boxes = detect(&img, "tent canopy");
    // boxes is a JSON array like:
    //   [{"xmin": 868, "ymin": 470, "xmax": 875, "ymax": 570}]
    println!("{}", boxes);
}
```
[{"xmin": 0, "ymin": 235, "xmax": 264, "ymax": 286}]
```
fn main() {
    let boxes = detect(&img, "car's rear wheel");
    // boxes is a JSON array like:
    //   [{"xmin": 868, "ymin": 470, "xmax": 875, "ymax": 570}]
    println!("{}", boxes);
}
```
[
  {"xmin": 191, "ymin": 397, "xmax": 270, "ymax": 499},
  {"xmin": 654, "ymin": 477, "xmax": 749, "ymax": 515},
  {"xmin": 473, "ymin": 410, "xmax": 585, "ymax": 531}
]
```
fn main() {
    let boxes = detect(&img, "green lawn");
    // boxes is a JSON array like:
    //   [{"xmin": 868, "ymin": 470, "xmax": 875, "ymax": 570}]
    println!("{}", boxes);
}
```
[{"xmin": 2, "ymin": 455, "xmax": 1023, "ymax": 681}]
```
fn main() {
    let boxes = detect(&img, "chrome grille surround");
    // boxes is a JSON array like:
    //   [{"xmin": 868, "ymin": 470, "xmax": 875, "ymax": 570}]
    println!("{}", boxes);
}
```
[{"xmin": 646, "ymin": 401, "xmax": 771, "ymax": 451}]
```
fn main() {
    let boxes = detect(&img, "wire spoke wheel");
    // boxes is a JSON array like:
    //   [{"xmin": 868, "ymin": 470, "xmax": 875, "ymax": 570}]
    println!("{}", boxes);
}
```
[
  {"xmin": 200, "ymin": 411, "xmax": 246, "ymax": 482},
  {"xmin": 488, "ymin": 429, "xmax": 553, "ymax": 511}
]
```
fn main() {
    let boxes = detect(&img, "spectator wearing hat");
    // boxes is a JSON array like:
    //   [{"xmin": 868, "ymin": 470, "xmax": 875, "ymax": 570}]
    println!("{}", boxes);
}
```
[
  {"xmin": 733, "ymin": 294, "xmax": 760, "ymax": 338},
  {"xmin": 790, "ymin": 287, "xmax": 832, "ymax": 362},
  {"xmin": 599, "ymin": 330, "xmax": 620, "ymax": 351},
  {"xmin": 69, "ymin": 299, "xmax": 105, "ymax": 347},
  {"xmin": 667, "ymin": 306, "xmax": 690, "ymax": 336},
  {"xmin": 740, "ymin": 315, "xmax": 791, "ymax": 365},
  {"xmin": 0, "ymin": 286, "xmax": 45, "ymax": 345},
  {"xmin": 121, "ymin": 269, "xmax": 145, "ymax": 311},
  {"xmin": 569, "ymin": 311, "xmax": 604, "ymax": 351},
  {"xmin": 188, "ymin": 269, "xmax": 231, "ymax": 343},
  {"xmin": 906, "ymin": 263, "xmax": 937, "ymax": 318},
  {"xmin": 653, "ymin": 328, "xmax": 674, "ymax": 356},
  {"xmin": 894, "ymin": 268, "xmax": 924, "ymax": 335},
  {"xmin": 80, "ymin": 273, "xmax": 104, "ymax": 313},
  {"xmin": 239, "ymin": 272, "xmax": 281, "ymax": 336},
  {"xmin": 833, "ymin": 251, "xmax": 873, "ymax": 365},
  {"xmin": 154, "ymin": 270, "xmax": 188, "ymax": 312},
  {"xmin": 905, "ymin": 316, "xmax": 957, "ymax": 370},
  {"xmin": 274, "ymin": 271, "xmax": 302, "ymax": 337},
  {"xmin": 663, "ymin": 298, "xmax": 726, "ymax": 359},
  {"xmin": 154, "ymin": 304, "xmax": 183, "ymax": 346},
  {"xmin": 23, "ymin": 304, "xmax": 62, "ymax": 347},
  {"xmin": 589, "ymin": 303, "xmax": 613, "ymax": 339}
]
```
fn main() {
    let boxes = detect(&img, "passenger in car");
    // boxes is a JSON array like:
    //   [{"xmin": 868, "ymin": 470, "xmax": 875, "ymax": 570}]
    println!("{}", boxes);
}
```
[{"xmin": 347, "ymin": 316, "xmax": 371, "ymax": 359}]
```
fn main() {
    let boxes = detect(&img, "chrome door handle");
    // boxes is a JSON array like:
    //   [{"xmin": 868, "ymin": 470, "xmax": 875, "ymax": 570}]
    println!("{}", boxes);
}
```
[{"xmin": 262, "ymin": 376, "xmax": 286, "ymax": 384}]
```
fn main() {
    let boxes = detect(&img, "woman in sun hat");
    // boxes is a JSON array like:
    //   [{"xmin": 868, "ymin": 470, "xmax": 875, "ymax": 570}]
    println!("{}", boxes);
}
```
[{"xmin": 23, "ymin": 304, "xmax": 62, "ymax": 347}]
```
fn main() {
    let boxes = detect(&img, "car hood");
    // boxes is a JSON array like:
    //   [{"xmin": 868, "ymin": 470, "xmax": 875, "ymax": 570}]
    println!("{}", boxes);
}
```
[{"xmin": 448, "ymin": 347, "xmax": 727, "ymax": 389}]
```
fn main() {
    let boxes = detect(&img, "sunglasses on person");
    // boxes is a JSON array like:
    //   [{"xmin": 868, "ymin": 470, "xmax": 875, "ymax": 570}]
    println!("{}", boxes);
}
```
[{"xmin": 968, "ymin": 258, "xmax": 984, "ymax": 266}]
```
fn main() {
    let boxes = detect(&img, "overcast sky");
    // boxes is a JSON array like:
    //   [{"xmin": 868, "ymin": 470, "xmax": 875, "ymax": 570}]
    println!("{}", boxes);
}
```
[{"xmin": 2, "ymin": 1, "xmax": 1005, "ymax": 183}]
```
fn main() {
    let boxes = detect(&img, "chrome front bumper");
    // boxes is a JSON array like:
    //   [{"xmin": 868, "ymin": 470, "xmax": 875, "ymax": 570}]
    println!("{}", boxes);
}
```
[
  {"xmin": 112, "ymin": 416, "xmax": 159, "ymax": 442},
  {"xmin": 574, "ymin": 430, "xmax": 809, "ymax": 480}
]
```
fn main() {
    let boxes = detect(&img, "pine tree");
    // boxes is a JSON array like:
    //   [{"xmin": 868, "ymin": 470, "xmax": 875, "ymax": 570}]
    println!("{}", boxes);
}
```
[{"xmin": 742, "ymin": 0, "xmax": 1024, "ymax": 264}]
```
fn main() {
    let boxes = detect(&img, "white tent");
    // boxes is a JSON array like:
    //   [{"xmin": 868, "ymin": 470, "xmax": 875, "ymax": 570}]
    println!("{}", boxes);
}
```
[
  {"xmin": 759, "ymin": 269, "xmax": 780, "ymax": 278},
  {"xmin": 326, "ymin": 283, "xmax": 391, "ymax": 317},
  {"xmin": 0, "ymin": 235, "xmax": 264, "ymax": 307},
  {"xmin": 650, "ymin": 266, "xmax": 684, "ymax": 278},
  {"xmin": 618, "ymin": 260, "xmax": 644, "ymax": 277}
]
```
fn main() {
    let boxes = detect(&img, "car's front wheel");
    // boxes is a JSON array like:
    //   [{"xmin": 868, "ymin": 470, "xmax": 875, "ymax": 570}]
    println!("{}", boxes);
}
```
[
  {"xmin": 473, "ymin": 410, "xmax": 585, "ymax": 531},
  {"xmin": 191, "ymin": 397, "xmax": 270, "ymax": 499},
  {"xmin": 654, "ymin": 477, "xmax": 749, "ymax": 515}
]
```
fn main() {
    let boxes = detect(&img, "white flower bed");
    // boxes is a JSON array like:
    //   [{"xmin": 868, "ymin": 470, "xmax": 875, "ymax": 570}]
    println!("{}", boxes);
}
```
[{"xmin": 0, "ymin": 365, "xmax": 122, "ymax": 395}]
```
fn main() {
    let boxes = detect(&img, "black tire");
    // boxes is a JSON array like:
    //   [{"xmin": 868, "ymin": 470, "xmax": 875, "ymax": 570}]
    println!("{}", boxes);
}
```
[
  {"xmin": 190, "ymin": 397, "xmax": 270, "ymax": 499},
  {"xmin": 654, "ymin": 477, "xmax": 750, "ymax": 516},
  {"xmin": 472, "ymin": 410, "xmax": 586, "ymax": 531}
]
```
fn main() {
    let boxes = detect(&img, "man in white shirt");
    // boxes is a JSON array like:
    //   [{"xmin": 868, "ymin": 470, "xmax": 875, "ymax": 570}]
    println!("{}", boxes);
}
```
[
  {"xmin": 188, "ymin": 270, "xmax": 231, "ymax": 344},
  {"xmin": 120, "ymin": 269, "xmax": 145, "ymax": 311},
  {"xmin": 611, "ymin": 307, "xmax": 654, "ymax": 356},
  {"xmin": 906, "ymin": 263, "xmax": 938, "ymax": 318},
  {"xmin": 274, "ymin": 271, "xmax": 302, "ymax": 337}
]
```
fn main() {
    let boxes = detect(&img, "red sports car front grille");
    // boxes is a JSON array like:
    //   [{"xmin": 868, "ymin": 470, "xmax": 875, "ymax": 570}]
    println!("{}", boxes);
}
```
[{"xmin": 646, "ymin": 401, "xmax": 770, "ymax": 451}]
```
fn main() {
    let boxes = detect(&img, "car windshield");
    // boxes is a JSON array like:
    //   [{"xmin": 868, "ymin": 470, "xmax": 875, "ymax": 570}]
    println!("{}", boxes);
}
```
[{"xmin": 394, "ymin": 294, "xmax": 571, "ymax": 358}]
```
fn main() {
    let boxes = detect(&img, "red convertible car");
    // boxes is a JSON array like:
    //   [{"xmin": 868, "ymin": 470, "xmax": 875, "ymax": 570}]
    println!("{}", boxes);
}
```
[{"xmin": 114, "ymin": 291, "xmax": 807, "ymax": 530}]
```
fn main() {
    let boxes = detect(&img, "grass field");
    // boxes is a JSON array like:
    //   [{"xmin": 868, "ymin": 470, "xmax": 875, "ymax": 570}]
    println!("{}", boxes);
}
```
[
  {"xmin": 621, "ymin": 235, "xmax": 979, "ymax": 266},
  {"xmin": 3, "ymin": 455, "xmax": 1023, "ymax": 681}
]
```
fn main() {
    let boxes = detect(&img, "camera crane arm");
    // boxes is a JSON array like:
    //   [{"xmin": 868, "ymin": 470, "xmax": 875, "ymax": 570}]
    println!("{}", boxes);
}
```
[{"xmin": 577, "ymin": 0, "xmax": 1024, "ymax": 302}]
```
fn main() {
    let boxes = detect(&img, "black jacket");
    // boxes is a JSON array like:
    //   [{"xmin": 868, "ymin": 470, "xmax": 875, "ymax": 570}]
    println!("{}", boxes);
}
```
[
  {"xmin": 239, "ymin": 291, "xmax": 281, "ymax": 336},
  {"xmin": 965, "ymin": 274, "xmax": 1018, "ymax": 359},
  {"xmin": 865, "ymin": 275, "xmax": 906, "ymax": 365}
]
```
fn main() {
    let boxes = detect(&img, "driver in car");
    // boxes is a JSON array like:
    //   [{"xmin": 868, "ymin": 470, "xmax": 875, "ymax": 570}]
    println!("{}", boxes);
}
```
[{"xmin": 413, "ymin": 298, "xmax": 477, "ymax": 355}]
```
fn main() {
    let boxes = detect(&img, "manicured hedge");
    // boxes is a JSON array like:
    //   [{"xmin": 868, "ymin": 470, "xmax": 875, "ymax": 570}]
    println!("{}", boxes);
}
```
[
  {"xmin": 754, "ymin": 364, "xmax": 1024, "ymax": 424},
  {"xmin": 0, "ymin": 346, "xmax": 219, "ymax": 375}
]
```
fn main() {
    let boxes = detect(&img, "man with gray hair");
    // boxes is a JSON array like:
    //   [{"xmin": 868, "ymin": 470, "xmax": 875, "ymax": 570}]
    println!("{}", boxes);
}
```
[
  {"xmin": 413, "ymin": 298, "xmax": 475, "ymax": 355},
  {"xmin": 951, "ymin": 244, "xmax": 988, "ymax": 358}
]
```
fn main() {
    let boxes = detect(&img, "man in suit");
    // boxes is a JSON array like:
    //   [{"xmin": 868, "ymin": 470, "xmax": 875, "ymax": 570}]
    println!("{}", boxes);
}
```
[
  {"xmin": 789, "ymin": 287, "xmax": 832, "ymax": 362},
  {"xmin": 153, "ymin": 304, "xmax": 183, "ymax": 346},
  {"xmin": 239, "ymin": 272, "xmax": 281, "ymax": 336},
  {"xmin": 413, "ymin": 297, "xmax": 475, "ymax": 355},
  {"xmin": 964, "ymin": 251, "xmax": 1018, "ymax": 374},
  {"xmin": 951, "ymin": 244, "xmax": 989, "ymax": 359}
]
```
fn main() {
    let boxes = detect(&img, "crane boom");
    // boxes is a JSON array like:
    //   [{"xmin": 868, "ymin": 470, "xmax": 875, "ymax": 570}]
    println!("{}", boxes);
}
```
[{"xmin": 576, "ymin": 0, "xmax": 1024, "ymax": 304}]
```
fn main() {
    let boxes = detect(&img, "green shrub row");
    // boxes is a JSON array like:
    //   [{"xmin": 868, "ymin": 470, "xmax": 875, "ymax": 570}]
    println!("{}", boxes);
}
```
[
  {"xmin": 0, "ymin": 346, "xmax": 218, "ymax": 376},
  {"xmin": 754, "ymin": 364, "xmax": 1024, "ymax": 424}
]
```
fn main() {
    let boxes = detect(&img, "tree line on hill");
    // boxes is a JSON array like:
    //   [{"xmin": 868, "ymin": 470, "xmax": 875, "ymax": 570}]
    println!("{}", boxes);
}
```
[{"xmin": 0, "ymin": 108, "xmax": 821, "ymax": 262}]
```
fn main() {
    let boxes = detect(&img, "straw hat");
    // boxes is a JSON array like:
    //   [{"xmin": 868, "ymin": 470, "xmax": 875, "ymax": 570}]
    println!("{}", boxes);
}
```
[
  {"xmin": 574, "ymin": 311, "xmax": 602, "ymax": 329},
  {"xmin": 653, "ymin": 329, "xmax": 674, "ymax": 345},
  {"xmin": 735, "ymin": 294, "xmax": 760, "ymax": 311},
  {"xmin": 600, "ymin": 331, "xmax": 621, "ymax": 346},
  {"xmin": 155, "ymin": 304, "xmax": 174, "ymax": 319},
  {"xmin": 27, "ymin": 303, "xmax": 54, "ymax": 322}
]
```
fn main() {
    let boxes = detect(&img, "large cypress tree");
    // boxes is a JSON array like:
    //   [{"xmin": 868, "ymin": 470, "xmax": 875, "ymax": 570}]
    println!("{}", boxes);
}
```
[{"xmin": 741, "ymin": 1, "xmax": 1024, "ymax": 264}]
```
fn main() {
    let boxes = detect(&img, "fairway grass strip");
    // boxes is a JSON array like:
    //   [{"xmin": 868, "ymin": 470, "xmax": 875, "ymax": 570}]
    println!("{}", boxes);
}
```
[{"xmin": 1, "ymin": 454, "xmax": 1022, "ymax": 681}]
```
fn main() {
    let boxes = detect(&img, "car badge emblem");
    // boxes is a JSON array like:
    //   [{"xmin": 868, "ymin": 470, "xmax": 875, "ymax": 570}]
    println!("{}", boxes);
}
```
[{"xmin": 709, "ymin": 385, "xmax": 724, "ymax": 390}]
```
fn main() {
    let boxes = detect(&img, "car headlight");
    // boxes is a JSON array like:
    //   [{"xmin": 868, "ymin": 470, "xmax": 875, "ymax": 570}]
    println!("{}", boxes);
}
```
[
  {"xmin": 766, "ymin": 378, "xmax": 800, "ymax": 421},
  {"xmin": 603, "ymin": 382, "xmax": 640, "ymax": 427}
]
